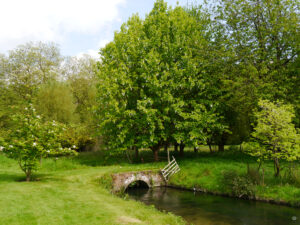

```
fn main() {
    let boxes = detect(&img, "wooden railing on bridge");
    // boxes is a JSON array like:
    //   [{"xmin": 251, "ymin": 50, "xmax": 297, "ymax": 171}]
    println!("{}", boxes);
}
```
[{"xmin": 161, "ymin": 156, "xmax": 180, "ymax": 182}]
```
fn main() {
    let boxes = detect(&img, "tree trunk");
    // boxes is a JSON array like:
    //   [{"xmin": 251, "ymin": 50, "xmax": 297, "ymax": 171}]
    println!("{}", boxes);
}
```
[
  {"xmin": 151, "ymin": 145, "xmax": 160, "ymax": 162},
  {"xmin": 208, "ymin": 141, "xmax": 213, "ymax": 153},
  {"xmin": 274, "ymin": 158, "xmax": 280, "ymax": 177},
  {"xmin": 26, "ymin": 169, "xmax": 31, "ymax": 182},
  {"xmin": 218, "ymin": 144, "xmax": 224, "ymax": 152},
  {"xmin": 262, "ymin": 167, "xmax": 265, "ymax": 186},
  {"xmin": 174, "ymin": 142, "xmax": 178, "ymax": 152},
  {"xmin": 194, "ymin": 147, "xmax": 198, "ymax": 153},
  {"xmin": 179, "ymin": 142, "xmax": 185, "ymax": 157},
  {"xmin": 164, "ymin": 143, "xmax": 168, "ymax": 152},
  {"xmin": 134, "ymin": 146, "xmax": 139, "ymax": 159},
  {"xmin": 126, "ymin": 148, "xmax": 133, "ymax": 163}
]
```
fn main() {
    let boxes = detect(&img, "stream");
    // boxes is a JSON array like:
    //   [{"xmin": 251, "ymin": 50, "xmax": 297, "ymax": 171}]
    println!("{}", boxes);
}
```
[{"xmin": 127, "ymin": 187, "xmax": 300, "ymax": 225}]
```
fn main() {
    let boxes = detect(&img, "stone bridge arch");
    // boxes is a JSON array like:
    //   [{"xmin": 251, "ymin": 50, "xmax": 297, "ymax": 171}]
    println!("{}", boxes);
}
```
[{"xmin": 111, "ymin": 171, "xmax": 165, "ymax": 192}]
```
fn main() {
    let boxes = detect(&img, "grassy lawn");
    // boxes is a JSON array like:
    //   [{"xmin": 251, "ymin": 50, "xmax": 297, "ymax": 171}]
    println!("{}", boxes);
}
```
[
  {"xmin": 1, "ymin": 147, "xmax": 299, "ymax": 225},
  {"xmin": 0, "ymin": 153, "xmax": 183, "ymax": 225}
]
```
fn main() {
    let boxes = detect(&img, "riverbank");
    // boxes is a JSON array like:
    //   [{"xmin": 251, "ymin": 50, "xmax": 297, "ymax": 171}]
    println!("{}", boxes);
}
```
[
  {"xmin": 95, "ymin": 148, "xmax": 300, "ymax": 207},
  {"xmin": 127, "ymin": 186, "xmax": 300, "ymax": 225},
  {"xmin": 168, "ymin": 150, "xmax": 300, "ymax": 207}
]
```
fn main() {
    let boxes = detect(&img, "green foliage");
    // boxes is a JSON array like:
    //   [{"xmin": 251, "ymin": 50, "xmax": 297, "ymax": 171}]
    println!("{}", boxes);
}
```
[
  {"xmin": 34, "ymin": 81, "xmax": 77, "ymax": 124},
  {"xmin": 96, "ymin": 0, "xmax": 226, "ymax": 160},
  {"xmin": 284, "ymin": 164, "xmax": 300, "ymax": 187},
  {"xmin": 0, "ymin": 103, "xmax": 77, "ymax": 181},
  {"xmin": 211, "ymin": 0, "xmax": 300, "ymax": 145},
  {"xmin": 5, "ymin": 42, "xmax": 62, "ymax": 99},
  {"xmin": 60, "ymin": 124, "xmax": 95, "ymax": 152},
  {"xmin": 63, "ymin": 55, "xmax": 97, "ymax": 125},
  {"xmin": 0, "ymin": 43, "xmax": 97, "ymax": 152},
  {"xmin": 223, "ymin": 170, "xmax": 256, "ymax": 198},
  {"xmin": 245, "ymin": 99, "xmax": 300, "ymax": 177}
]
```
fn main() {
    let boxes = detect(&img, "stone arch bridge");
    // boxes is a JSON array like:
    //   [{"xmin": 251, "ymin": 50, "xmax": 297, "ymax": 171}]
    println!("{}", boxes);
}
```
[{"xmin": 111, "ymin": 171, "xmax": 165, "ymax": 192}]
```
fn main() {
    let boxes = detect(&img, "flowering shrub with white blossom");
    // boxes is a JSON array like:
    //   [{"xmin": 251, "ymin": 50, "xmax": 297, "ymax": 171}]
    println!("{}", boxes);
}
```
[{"xmin": 0, "ymin": 103, "xmax": 77, "ymax": 181}]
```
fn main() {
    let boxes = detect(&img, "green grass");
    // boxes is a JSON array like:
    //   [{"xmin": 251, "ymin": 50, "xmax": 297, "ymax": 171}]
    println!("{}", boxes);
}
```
[
  {"xmin": 1, "ymin": 147, "xmax": 300, "ymax": 225},
  {"xmin": 0, "ymin": 152, "xmax": 183, "ymax": 225},
  {"xmin": 168, "ymin": 149, "xmax": 300, "ymax": 206}
]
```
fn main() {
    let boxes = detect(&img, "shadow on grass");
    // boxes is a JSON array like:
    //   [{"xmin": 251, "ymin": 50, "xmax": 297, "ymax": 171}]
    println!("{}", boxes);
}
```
[
  {"xmin": 0, "ymin": 173, "xmax": 25, "ymax": 182},
  {"xmin": 73, "ymin": 150, "xmax": 160, "ymax": 167},
  {"xmin": 72, "ymin": 148, "xmax": 258, "ymax": 168},
  {"xmin": 0, "ymin": 172, "xmax": 60, "ymax": 183}
]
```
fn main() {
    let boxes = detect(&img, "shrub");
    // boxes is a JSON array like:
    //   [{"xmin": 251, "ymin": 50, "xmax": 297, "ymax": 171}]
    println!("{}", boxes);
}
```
[
  {"xmin": 223, "ymin": 170, "xmax": 256, "ymax": 198},
  {"xmin": 61, "ymin": 125, "xmax": 95, "ymax": 152}
]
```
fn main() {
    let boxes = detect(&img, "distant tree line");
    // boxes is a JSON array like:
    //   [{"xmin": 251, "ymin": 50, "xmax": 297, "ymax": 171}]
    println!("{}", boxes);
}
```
[{"xmin": 0, "ymin": 42, "xmax": 97, "ymax": 152}]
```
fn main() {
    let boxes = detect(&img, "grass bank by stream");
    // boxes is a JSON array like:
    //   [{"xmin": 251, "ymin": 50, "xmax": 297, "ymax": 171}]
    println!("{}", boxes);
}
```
[
  {"xmin": 97, "ymin": 147, "xmax": 300, "ymax": 207},
  {"xmin": 169, "ymin": 150, "xmax": 300, "ymax": 207},
  {"xmin": 1, "ymin": 147, "xmax": 299, "ymax": 224}
]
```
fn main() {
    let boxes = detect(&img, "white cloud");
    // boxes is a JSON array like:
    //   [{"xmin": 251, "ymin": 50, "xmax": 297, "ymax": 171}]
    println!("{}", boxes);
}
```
[
  {"xmin": 76, "ymin": 49, "xmax": 99, "ymax": 59},
  {"xmin": 98, "ymin": 39, "xmax": 111, "ymax": 49},
  {"xmin": 76, "ymin": 38, "xmax": 112, "ymax": 59},
  {"xmin": 0, "ymin": 0, "xmax": 125, "ymax": 53}
]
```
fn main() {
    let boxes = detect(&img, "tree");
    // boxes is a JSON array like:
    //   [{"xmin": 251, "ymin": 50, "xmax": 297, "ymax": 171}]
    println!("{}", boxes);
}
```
[
  {"xmin": 213, "ymin": 0, "xmax": 300, "ymax": 146},
  {"xmin": 5, "ymin": 42, "xmax": 62, "ymax": 99},
  {"xmin": 0, "ymin": 103, "xmax": 77, "ymax": 181},
  {"xmin": 60, "ymin": 55, "xmax": 98, "ymax": 151},
  {"xmin": 245, "ymin": 99, "xmax": 300, "ymax": 177},
  {"xmin": 96, "ymin": 0, "xmax": 225, "ymax": 161},
  {"xmin": 62, "ymin": 55, "xmax": 97, "ymax": 126},
  {"xmin": 34, "ymin": 81, "xmax": 77, "ymax": 124}
]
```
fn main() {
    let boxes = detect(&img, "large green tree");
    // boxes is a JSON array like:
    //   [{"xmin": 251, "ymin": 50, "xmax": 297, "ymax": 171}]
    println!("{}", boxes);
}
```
[
  {"xmin": 5, "ymin": 42, "xmax": 62, "ymax": 99},
  {"xmin": 96, "ymin": 0, "xmax": 225, "ymax": 161}
]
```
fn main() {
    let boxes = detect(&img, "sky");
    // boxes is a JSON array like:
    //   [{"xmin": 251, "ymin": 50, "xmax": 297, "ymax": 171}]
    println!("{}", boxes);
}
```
[{"xmin": 0, "ymin": 0, "xmax": 199, "ymax": 58}]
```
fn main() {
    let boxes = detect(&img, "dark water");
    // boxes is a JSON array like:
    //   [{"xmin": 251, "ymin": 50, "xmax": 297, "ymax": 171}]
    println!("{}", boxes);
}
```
[{"xmin": 127, "ymin": 187, "xmax": 300, "ymax": 225}]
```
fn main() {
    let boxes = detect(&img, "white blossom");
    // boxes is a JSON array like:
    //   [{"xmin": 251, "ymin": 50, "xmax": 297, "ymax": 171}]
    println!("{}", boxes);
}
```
[
  {"xmin": 72, "ymin": 145, "xmax": 76, "ymax": 148},
  {"xmin": 46, "ymin": 150, "xmax": 50, "ymax": 153},
  {"xmin": 0, "ymin": 146, "xmax": 4, "ymax": 151},
  {"xmin": 33, "ymin": 142, "xmax": 37, "ymax": 146}
]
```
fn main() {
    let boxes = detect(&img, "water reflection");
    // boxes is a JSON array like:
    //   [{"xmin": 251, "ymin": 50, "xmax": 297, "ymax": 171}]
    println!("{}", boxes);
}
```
[{"xmin": 127, "ymin": 187, "xmax": 300, "ymax": 225}]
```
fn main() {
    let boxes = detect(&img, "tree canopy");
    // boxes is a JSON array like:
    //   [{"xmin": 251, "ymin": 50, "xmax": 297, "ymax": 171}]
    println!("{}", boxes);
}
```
[{"xmin": 96, "ymin": 0, "xmax": 227, "ymax": 160}]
